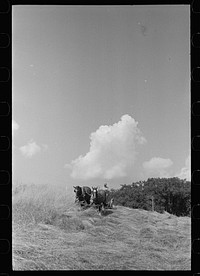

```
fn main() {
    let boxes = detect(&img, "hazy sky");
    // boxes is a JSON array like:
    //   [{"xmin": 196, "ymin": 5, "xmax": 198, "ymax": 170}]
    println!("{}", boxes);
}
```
[{"xmin": 12, "ymin": 5, "xmax": 190, "ymax": 193}]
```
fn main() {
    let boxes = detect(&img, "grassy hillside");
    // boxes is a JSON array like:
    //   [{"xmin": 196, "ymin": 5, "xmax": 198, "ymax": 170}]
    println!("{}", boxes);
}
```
[{"xmin": 12, "ymin": 183, "xmax": 191, "ymax": 270}]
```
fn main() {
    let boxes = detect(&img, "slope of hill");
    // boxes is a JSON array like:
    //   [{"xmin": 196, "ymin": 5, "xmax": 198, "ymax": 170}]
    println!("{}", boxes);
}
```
[{"xmin": 12, "ymin": 183, "xmax": 191, "ymax": 270}]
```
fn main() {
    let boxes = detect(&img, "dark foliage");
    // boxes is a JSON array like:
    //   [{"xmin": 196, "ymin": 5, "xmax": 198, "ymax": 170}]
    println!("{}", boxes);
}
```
[{"xmin": 108, "ymin": 178, "xmax": 191, "ymax": 217}]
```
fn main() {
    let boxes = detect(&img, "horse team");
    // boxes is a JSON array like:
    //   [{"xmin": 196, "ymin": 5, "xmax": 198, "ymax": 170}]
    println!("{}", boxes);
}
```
[{"xmin": 73, "ymin": 185, "xmax": 114, "ymax": 214}]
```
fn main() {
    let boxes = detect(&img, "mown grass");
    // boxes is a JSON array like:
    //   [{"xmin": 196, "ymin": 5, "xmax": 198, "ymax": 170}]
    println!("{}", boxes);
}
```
[{"xmin": 12, "ymin": 183, "xmax": 191, "ymax": 270}]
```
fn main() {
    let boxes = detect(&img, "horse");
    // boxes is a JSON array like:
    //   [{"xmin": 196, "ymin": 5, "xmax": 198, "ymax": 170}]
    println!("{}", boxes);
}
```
[
  {"xmin": 73, "ymin": 186, "xmax": 92, "ymax": 206},
  {"xmin": 91, "ymin": 186, "xmax": 107, "ymax": 214}
]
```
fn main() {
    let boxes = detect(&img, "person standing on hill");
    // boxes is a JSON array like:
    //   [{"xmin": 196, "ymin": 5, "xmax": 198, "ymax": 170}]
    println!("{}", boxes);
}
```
[
  {"xmin": 103, "ymin": 183, "xmax": 109, "ymax": 191},
  {"xmin": 103, "ymin": 183, "xmax": 109, "ymax": 203}
]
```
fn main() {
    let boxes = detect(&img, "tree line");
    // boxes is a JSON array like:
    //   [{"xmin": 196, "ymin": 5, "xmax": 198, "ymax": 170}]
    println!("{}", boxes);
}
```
[{"xmin": 107, "ymin": 177, "xmax": 191, "ymax": 217}]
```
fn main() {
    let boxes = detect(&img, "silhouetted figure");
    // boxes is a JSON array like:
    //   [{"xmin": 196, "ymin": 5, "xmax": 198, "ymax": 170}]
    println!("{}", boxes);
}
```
[
  {"xmin": 103, "ymin": 183, "xmax": 109, "ymax": 204},
  {"xmin": 103, "ymin": 183, "xmax": 109, "ymax": 191}
]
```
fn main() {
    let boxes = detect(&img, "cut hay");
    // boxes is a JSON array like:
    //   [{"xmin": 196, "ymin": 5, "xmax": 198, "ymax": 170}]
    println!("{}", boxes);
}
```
[{"xmin": 13, "ymin": 183, "xmax": 191, "ymax": 270}]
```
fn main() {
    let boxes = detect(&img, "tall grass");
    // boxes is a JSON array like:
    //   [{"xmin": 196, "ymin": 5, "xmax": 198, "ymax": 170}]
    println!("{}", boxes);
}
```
[
  {"xmin": 12, "ymin": 182, "xmax": 191, "ymax": 270},
  {"xmin": 12, "ymin": 182, "xmax": 74, "ymax": 225}
]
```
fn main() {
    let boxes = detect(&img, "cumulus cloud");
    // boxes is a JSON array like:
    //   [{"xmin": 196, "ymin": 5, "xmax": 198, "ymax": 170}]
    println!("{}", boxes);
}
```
[
  {"xmin": 12, "ymin": 120, "xmax": 19, "ymax": 135},
  {"xmin": 175, "ymin": 155, "xmax": 191, "ymax": 181},
  {"xmin": 143, "ymin": 157, "xmax": 173, "ymax": 178},
  {"xmin": 66, "ymin": 114, "xmax": 146, "ymax": 180},
  {"xmin": 20, "ymin": 139, "xmax": 41, "ymax": 158}
]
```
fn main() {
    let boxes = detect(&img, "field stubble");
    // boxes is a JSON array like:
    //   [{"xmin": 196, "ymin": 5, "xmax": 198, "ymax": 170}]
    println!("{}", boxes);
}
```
[{"xmin": 12, "ymin": 183, "xmax": 191, "ymax": 270}]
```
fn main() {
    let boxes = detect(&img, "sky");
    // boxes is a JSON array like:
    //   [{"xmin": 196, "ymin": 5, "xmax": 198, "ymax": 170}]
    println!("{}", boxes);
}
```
[{"xmin": 12, "ymin": 5, "xmax": 190, "ymax": 194}]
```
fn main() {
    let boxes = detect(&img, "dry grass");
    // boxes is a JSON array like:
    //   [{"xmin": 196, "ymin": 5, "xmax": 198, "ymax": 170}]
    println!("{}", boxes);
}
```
[{"xmin": 12, "ymin": 183, "xmax": 191, "ymax": 270}]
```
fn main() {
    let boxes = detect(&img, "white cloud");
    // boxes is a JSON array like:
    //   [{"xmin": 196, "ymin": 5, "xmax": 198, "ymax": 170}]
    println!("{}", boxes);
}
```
[
  {"xmin": 66, "ymin": 114, "xmax": 146, "ymax": 180},
  {"xmin": 12, "ymin": 120, "xmax": 19, "ymax": 135},
  {"xmin": 20, "ymin": 139, "xmax": 41, "ymax": 158},
  {"xmin": 143, "ymin": 157, "xmax": 173, "ymax": 178},
  {"xmin": 175, "ymin": 155, "xmax": 191, "ymax": 181}
]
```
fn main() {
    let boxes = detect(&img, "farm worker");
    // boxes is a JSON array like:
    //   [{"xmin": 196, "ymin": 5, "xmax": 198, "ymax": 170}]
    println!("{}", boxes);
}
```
[
  {"xmin": 103, "ymin": 183, "xmax": 109, "ymax": 203},
  {"xmin": 103, "ymin": 183, "xmax": 109, "ymax": 191}
]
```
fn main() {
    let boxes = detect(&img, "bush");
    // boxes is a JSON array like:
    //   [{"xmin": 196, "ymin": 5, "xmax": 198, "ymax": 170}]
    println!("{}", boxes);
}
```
[{"xmin": 109, "ymin": 178, "xmax": 191, "ymax": 217}]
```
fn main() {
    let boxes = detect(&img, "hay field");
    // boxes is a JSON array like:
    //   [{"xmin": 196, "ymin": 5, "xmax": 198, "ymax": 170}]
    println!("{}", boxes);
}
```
[{"xmin": 12, "ymin": 183, "xmax": 191, "ymax": 270}]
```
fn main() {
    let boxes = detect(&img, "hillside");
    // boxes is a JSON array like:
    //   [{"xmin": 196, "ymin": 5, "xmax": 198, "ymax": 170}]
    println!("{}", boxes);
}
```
[{"xmin": 12, "ymin": 183, "xmax": 191, "ymax": 270}]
